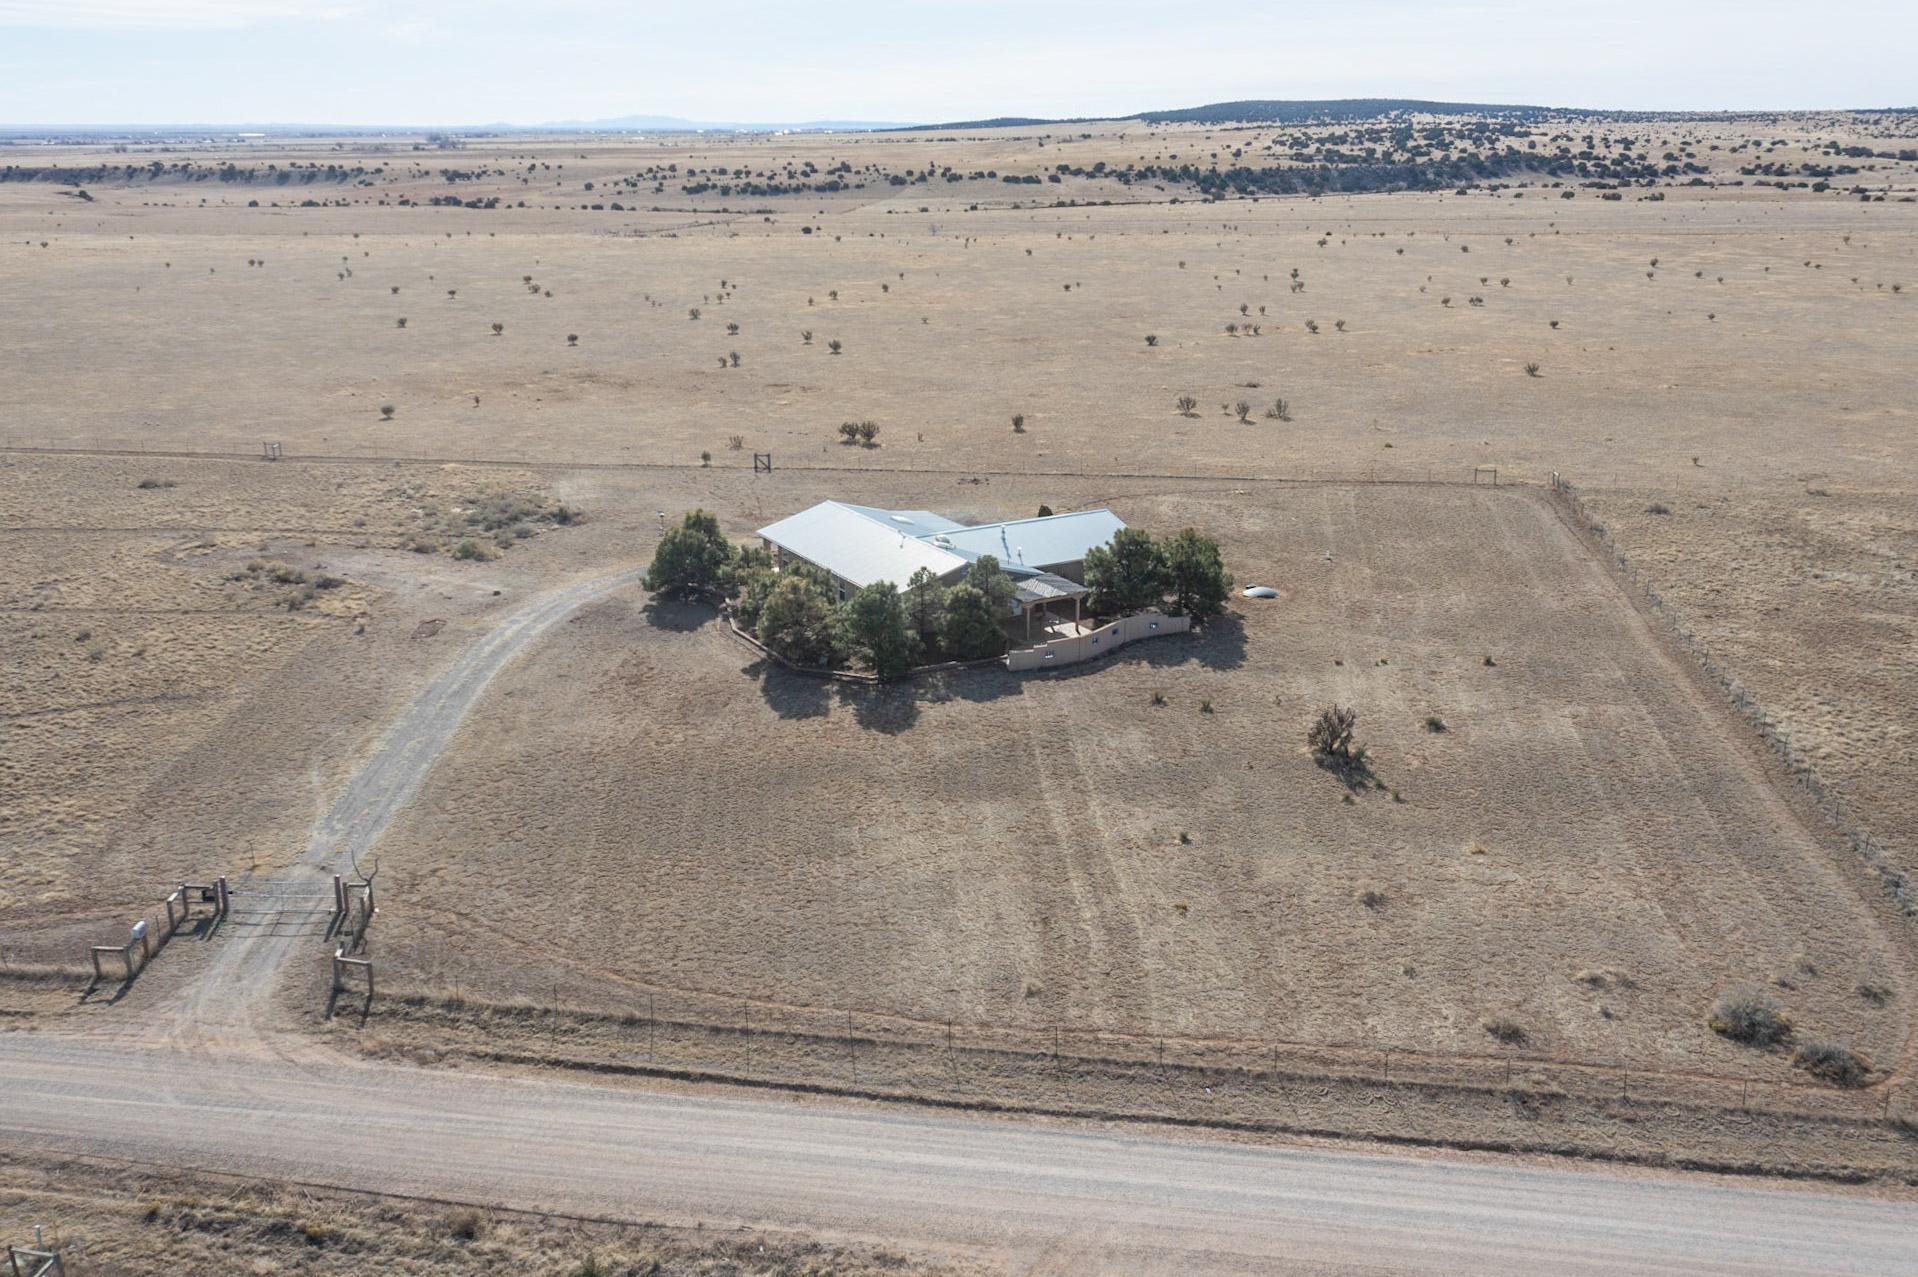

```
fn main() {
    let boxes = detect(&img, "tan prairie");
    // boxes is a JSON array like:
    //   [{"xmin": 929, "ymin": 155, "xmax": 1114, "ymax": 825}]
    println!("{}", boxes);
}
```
[
  {"xmin": 360, "ymin": 475, "xmax": 1913, "ymax": 1089},
  {"xmin": 1, "ymin": 118, "xmax": 1915, "ymax": 1137}
]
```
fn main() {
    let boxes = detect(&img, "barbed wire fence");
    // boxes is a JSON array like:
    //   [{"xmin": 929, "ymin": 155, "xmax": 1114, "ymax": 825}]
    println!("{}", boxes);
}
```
[
  {"xmin": 372, "ymin": 974, "xmax": 1907, "ymax": 1131},
  {"xmin": 1547, "ymin": 473, "xmax": 1911, "ymax": 918},
  {"xmin": 0, "ymin": 431, "xmax": 1523, "ymax": 488}
]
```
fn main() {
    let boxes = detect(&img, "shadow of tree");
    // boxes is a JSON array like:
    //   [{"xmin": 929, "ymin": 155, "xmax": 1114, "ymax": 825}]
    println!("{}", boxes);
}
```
[
  {"xmin": 839, "ymin": 681, "xmax": 921, "ymax": 734},
  {"xmin": 924, "ymin": 664, "xmax": 1025, "ymax": 706},
  {"xmin": 753, "ymin": 660, "xmax": 831, "ymax": 720},
  {"xmin": 1190, "ymin": 612, "xmax": 1248, "ymax": 670},
  {"xmin": 1314, "ymin": 749, "xmax": 1394, "ymax": 798},
  {"xmin": 643, "ymin": 597, "xmax": 717, "ymax": 631}
]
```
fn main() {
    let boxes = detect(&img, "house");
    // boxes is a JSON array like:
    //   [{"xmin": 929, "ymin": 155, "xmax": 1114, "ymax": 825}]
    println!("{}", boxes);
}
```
[{"xmin": 755, "ymin": 501, "xmax": 1125, "ymax": 639}]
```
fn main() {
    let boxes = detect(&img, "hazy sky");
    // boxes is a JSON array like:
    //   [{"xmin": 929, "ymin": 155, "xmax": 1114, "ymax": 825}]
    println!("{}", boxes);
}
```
[{"xmin": 0, "ymin": 0, "xmax": 1911, "ymax": 126}]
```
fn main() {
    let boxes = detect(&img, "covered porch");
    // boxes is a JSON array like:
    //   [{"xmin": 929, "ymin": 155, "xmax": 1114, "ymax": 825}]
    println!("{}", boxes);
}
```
[{"xmin": 1008, "ymin": 572, "xmax": 1093, "ymax": 647}]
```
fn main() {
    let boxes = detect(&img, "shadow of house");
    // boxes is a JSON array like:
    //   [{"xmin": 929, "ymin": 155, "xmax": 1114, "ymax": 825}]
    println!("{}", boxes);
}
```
[
  {"xmin": 917, "ymin": 664, "xmax": 1025, "ymax": 707},
  {"xmin": 1132, "ymin": 612, "xmax": 1247, "ymax": 671}
]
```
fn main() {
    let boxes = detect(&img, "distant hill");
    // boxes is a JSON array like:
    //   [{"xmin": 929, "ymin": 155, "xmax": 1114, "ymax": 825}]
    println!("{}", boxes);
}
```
[
  {"xmin": 900, "ymin": 115, "xmax": 1106, "ymax": 132},
  {"xmin": 910, "ymin": 98, "xmax": 1560, "ymax": 132},
  {"xmin": 1137, "ymin": 98, "xmax": 1553, "ymax": 124},
  {"xmin": 546, "ymin": 113, "xmax": 913, "ymax": 132}
]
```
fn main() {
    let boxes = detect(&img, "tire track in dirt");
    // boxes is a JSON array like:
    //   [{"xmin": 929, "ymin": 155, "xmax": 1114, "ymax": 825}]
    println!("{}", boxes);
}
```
[{"xmin": 1015, "ymin": 677, "xmax": 1153, "ymax": 1027}]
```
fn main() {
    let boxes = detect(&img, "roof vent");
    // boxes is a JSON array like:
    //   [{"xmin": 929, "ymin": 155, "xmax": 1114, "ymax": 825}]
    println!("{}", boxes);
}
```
[{"xmin": 890, "ymin": 514, "xmax": 913, "ymax": 524}]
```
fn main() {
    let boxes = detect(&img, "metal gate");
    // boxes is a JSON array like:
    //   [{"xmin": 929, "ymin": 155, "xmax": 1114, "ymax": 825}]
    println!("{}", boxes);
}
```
[{"xmin": 224, "ymin": 878, "xmax": 340, "ymax": 938}]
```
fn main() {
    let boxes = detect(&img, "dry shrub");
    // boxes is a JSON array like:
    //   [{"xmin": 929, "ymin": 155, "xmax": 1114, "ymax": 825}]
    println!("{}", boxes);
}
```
[
  {"xmin": 1482, "ymin": 1016, "xmax": 1527, "ymax": 1044},
  {"xmin": 1793, "ymin": 1040, "xmax": 1870, "ymax": 1087},
  {"xmin": 1709, "ymin": 988, "xmax": 1791, "ymax": 1046}
]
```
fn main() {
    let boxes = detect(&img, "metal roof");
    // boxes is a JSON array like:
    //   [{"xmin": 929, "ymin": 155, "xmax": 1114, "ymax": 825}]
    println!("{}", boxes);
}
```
[
  {"xmin": 926, "ymin": 508, "xmax": 1126, "ymax": 572},
  {"xmin": 1013, "ymin": 572, "xmax": 1090, "ymax": 604},
  {"xmin": 756, "ymin": 502, "xmax": 1127, "ymax": 591},
  {"xmin": 757, "ymin": 501, "xmax": 967, "ymax": 589},
  {"xmin": 837, "ymin": 504, "xmax": 965, "ymax": 537}
]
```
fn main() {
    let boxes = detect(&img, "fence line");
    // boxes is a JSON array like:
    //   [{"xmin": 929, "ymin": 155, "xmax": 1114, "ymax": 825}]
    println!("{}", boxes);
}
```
[
  {"xmin": 0, "ymin": 433, "xmax": 1519, "ymax": 488},
  {"xmin": 1548, "ymin": 474, "xmax": 1911, "ymax": 917},
  {"xmin": 381, "ymin": 980, "xmax": 1905, "ymax": 1129}
]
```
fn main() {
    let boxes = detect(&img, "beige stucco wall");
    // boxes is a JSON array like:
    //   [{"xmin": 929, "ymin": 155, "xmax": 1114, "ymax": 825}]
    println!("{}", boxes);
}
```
[{"xmin": 1006, "ymin": 611, "xmax": 1191, "ymax": 671}]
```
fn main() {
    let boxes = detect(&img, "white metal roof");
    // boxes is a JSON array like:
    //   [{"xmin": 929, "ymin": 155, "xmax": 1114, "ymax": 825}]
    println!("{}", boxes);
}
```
[
  {"xmin": 756, "ymin": 502, "xmax": 1127, "ymax": 591},
  {"xmin": 928, "ymin": 508, "xmax": 1126, "ymax": 572},
  {"xmin": 757, "ymin": 501, "xmax": 968, "ymax": 588},
  {"xmin": 837, "ymin": 504, "xmax": 966, "ymax": 538}
]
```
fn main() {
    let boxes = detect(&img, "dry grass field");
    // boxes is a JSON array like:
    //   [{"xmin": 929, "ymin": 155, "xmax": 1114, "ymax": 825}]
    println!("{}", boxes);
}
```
[
  {"xmin": 356, "ymin": 474, "xmax": 1912, "ymax": 1091},
  {"xmin": 0, "ymin": 1155, "xmax": 971, "ymax": 1277},
  {"xmin": 3, "ymin": 115, "xmax": 1916, "ymax": 1168},
  {"xmin": 4, "ymin": 120, "xmax": 1913, "ymax": 490},
  {"xmin": 0, "ymin": 452, "xmax": 591, "ymax": 923}
]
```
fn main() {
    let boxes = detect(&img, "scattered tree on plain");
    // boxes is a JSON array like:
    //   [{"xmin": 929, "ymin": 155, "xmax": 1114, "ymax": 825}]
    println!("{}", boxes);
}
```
[{"xmin": 1308, "ymin": 705, "xmax": 1364, "ymax": 767}]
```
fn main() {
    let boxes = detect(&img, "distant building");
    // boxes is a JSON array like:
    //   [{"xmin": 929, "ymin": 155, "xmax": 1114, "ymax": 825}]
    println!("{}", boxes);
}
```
[{"xmin": 756, "ymin": 501, "xmax": 1125, "ymax": 636}]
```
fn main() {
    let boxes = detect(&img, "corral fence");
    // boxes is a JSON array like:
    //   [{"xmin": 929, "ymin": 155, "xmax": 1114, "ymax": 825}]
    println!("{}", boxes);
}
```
[
  {"xmin": 85, "ymin": 877, "xmax": 227, "ymax": 988},
  {"xmin": 7, "ymin": 1230, "xmax": 64, "ymax": 1277},
  {"xmin": 1548, "ymin": 472, "xmax": 1912, "ymax": 917},
  {"xmin": 382, "ymin": 980, "xmax": 1909, "ymax": 1131}
]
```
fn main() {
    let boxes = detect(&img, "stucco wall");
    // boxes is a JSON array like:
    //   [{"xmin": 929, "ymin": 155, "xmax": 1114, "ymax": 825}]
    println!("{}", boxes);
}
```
[{"xmin": 1006, "ymin": 611, "xmax": 1191, "ymax": 671}]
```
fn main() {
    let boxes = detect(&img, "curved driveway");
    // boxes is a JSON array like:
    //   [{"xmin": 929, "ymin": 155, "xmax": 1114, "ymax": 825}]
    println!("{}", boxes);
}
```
[
  {"xmin": 25, "ymin": 564, "xmax": 1916, "ymax": 1272},
  {"xmin": 178, "ymin": 566, "xmax": 645, "ymax": 1040}
]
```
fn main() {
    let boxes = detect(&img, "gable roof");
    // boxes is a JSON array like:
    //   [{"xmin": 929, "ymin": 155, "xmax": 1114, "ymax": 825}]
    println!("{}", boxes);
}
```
[
  {"xmin": 757, "ymin": 501, "xmax": 967, "ymax": 589},
  {"xmin": 927, "ymin": 508, "xmax": 1127, "ymax": 574},
  {"xmin": 756, "ymin": 502, "xmax": 1127, "ymax": 590},
  {"xmin": 837, "ymin": 504, "xmax": 965, "ymax": 538}
]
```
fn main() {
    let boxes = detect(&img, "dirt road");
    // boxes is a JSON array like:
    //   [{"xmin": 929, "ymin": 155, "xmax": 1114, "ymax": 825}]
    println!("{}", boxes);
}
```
[
  {"xmin": 26, "ymin": 562, "xmax": 1912, "ymax": 1272},
  {"xmin": 4, "ymin": 1033, "xmax": 1913, "ymax": 1274},
  {"xmin": 171, "ymin": 565, "xmax": 645, "ymax": 1045}
]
